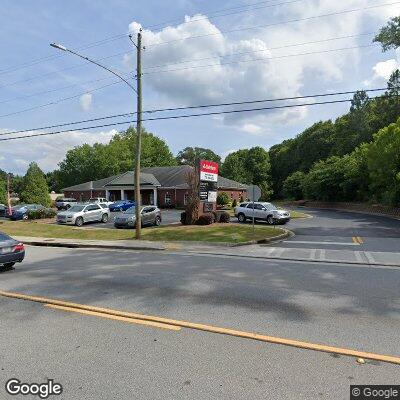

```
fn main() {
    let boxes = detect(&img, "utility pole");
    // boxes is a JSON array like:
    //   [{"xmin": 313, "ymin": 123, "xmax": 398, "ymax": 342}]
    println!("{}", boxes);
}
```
[{"xmin": 134, "ymin": 29, "xmax": 143, "ymax": 240}]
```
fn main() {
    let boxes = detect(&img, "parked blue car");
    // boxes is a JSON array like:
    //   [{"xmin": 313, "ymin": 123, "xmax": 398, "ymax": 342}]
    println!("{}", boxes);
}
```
[
  {"xmin": 109, "ymin": 200, "xmax": 136, "ymax": 212},
  {"xmin": 7, "ymin": 204, "xmax": 45, "ymax": 220}
]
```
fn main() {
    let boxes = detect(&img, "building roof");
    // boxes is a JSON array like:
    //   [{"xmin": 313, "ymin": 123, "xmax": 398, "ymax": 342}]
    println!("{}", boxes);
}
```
[
  {"xmin": 105, "ymin": 171, "xmax": 160, "ymax": 187},
  {"xmin": 62, "ymin": 175, "xmax": 118, "ymax": 192},
  {"xmin": 62, "ymin": 166, "xmax": 247, "ymax": 192}
]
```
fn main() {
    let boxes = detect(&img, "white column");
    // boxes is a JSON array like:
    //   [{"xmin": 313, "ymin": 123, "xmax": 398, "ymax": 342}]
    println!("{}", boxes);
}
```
[
  {"xmin": 105, "ymin": 189, "xmax": 109, "ymax": 201},
  {"xmin": 120, "ymin": 189, "xmax": 124, "ymax": 200},
  {"xmin": 153, "ymin": 188, "xmax": 157, "ymax": 206}
]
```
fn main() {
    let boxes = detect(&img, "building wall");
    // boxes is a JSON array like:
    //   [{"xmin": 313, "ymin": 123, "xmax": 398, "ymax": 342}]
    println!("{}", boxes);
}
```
[{"xmin": 218, "ymin": 189, "xmax": 247, "ymax": 203}]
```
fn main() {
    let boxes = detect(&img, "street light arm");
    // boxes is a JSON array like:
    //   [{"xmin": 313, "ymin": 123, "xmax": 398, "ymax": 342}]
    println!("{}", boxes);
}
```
[{"xmin": 50, "ymin": 43, "xmax": 137, "ymax": 93}]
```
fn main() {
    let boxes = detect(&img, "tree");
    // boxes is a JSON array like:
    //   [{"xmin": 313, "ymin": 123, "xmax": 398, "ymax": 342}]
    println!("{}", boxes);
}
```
[
  {"xmin": 282, "ymin": 171, "xmax": 306, "ymax": 200},
  {"xmin": 0, "ymin": 179, "xmax": 6, "ymax": 204},
  {"xmin": 365, "ymin": 119, "xmax": 400, "ymax": 205},
  {"xmin": 222, "ymin": 147, "xmax": 273, "ymax": 199},
  {"xmin": 58, "ymin": 126, "xmax": 176, "ymax": 188},
  {"xmin": 374, "ymin": 16, "xmax": 400, "ymax": 52},
  {"xmin": 20, "ymin": 163, "xmax": 51, "ymax": 206},
  {"xmin": 176, "ymin": 147, "xmax": 221, "ymax": 167}
]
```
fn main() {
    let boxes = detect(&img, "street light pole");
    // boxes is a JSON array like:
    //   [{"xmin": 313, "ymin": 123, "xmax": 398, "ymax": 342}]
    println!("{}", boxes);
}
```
[
  {"xmin": 50, "ymin": 37, "xmax": 143, "ymax": 239},
  {"xmin": 134, "ymin": 30, "xmax": 143, "ymax": 240}
]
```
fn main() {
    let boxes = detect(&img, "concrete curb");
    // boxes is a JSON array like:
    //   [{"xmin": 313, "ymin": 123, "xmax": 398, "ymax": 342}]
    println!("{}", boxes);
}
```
[
  {"xmin": 15, "ymin": 237, "xmax": 165, "ymax": 251},
  {"xmin": 229, "ymin": 228, "xmax": 294, "ymax": 247}
]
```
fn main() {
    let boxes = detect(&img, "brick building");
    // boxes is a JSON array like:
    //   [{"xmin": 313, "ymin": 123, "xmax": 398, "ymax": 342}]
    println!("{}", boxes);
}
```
[{"xmin": 62, "ymin": 165, "xmax": 248, "ymax": 208}]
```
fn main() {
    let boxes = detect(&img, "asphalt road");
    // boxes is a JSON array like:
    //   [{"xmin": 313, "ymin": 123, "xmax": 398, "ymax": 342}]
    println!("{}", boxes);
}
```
[{"xmin": 1, "ymin": 246, "xmax": 399, "ymax": 399}]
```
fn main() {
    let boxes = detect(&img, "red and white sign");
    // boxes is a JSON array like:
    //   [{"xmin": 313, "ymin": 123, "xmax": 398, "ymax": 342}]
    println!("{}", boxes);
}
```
[{"xmin": 199, "ymin": 160, "xmax": 218, "ymax": 182}]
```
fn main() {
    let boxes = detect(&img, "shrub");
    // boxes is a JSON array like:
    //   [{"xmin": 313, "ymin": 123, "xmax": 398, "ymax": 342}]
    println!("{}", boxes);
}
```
[
  {"xmin": 180, "ymin": 211, "xmax": 188, "ymax": 225},
  {"xmin": 27, "ymin": 208, "xmax": 56, "ymax": 220},
  {"xmin": 196, "ymin": 214, "xmax": 214, "ymax": 225},
  {"xmin": 212, "ymin": 210, "xmax": 230, "ymax": 223},
  {"xmin": 219, "ymin": 212, "xmax": 230, "ymax": 223},
  {"xmin": 217, "ymin": 192, "xmax": 230, "ymax": 206}
]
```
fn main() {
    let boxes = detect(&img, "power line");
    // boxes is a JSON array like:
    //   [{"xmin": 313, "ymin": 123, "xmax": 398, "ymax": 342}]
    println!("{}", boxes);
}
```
[
  {"xmin": 146, "ymin": 0, "xmax": 304, "ymax": 32},
  {"xmin": 0, "ymin": 0, "xmax": 300, "ymax": 76},
  {"xmin": 0, "ymin": 48, "xmax": 132, "ymax": 90},
  {"xmin": 143, "ymin": 44, "xmax": 376, "ymax": 75},
  {"xmin": 144, "ymin": 32, "xmax": 374, "ymax": 71},
  {"xmin": 145, "ymin": 1, "xmax": 400, "ymax": 48},
  {"xmin": 0, "ymin": 80, "xmax": 124, "ymax": 119},
  {"xmin": 0, "ymin": 32, "xmax": 372, "ymax": 106},
  {"xmin": 0, "ymin": 88, "xmax": 387, "ymax": 136},
  {"xmin": 0, "ymin": 95, "xmax": 388, "ymax": 142}
]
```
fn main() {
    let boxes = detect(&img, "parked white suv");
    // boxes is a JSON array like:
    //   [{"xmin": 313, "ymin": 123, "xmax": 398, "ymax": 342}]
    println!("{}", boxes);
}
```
[
  {"xmin": 56, "ymin": 203, "xmax": 110, "ymax": 227},
  {"xmin": 234, "ymin": 202, "xmax": 290, "ymax": 225},
  {"xmin": 88, "ymin": 197, "xmax": 113, "ymax": 207}
]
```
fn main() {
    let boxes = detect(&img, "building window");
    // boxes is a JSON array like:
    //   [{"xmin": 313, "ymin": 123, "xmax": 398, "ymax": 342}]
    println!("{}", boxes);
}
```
[
  {"xmin": 165, "ymin": 193, "xmax": 172, "ymax": 205},
  {"xmin": 184, "ymin": 193, "xmax": 189, "ymax": 206}
]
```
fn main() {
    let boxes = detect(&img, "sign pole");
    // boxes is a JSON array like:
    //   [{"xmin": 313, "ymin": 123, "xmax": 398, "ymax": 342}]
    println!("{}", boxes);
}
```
[{"xmin": 252, "ymin": 184, "xmax": 255, "ymax": 239}]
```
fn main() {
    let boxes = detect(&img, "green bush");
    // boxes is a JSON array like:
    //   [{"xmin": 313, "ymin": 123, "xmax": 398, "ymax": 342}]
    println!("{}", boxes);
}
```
[
  {"xmin": 217, "ymin": 192, "xmax": 230, "ymax": 206},
  {"xmin": 219, "ymin": 212, "xmax": 230, "ymax": 223},
  {"xmin": 27, "ymin": 208, "xmax": 56, "ymax": 220}
]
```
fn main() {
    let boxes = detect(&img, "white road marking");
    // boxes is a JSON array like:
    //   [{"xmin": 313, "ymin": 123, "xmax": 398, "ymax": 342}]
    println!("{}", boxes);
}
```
[
  {"xmin": 364, "ymin": 252, "xmax": 377, "ymax": 265},
  {"xmin": 284, "ymin": 240, "xmax": 359, "ymax": 246},
  {"xmin": 272, "ymin": 248, "xmax": 284, "ymax": 257},
  {"xmin": 309, "ymin": 248, "xmax": 317, "ymax": 260},
  {"xmin": 354, "ymin": 251, "xmax": 364, "ymax": 263},
  {"xmin": 319, "ymin": 250, "xmax": 326, "ymax": 261}
]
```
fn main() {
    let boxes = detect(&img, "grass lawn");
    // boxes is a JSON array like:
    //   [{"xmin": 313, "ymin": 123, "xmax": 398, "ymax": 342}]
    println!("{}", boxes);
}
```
[{"xmin": 0, "ymin": 220, "xmax": 286, "ymax": 244}]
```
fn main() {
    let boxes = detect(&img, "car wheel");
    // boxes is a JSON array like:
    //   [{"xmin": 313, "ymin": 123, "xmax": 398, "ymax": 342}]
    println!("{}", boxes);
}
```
[
  {"xmin": 1, "ymin": 262, "xmax": 15, "ymax": 271},
  {"xmin": 75, "ymin": 217, "xmax": 84, "ymax": 227},
  {"xmin": 266, "ymin": 215, "xmax": 274, "ymax": 225},
  {"xmin": 154, "ymin": 216, "xmax": 161, "ymax": 226},
  {"xmin": 22, "ymin": 214, "xmax": 28, "ymax": 220},
  {"xmin": 101, "ymin": 214, "xmax": 109, "ymax": 223},
  {"xmin": 238, "ymin": 213, "xmax": 246, "ymax": 223}
]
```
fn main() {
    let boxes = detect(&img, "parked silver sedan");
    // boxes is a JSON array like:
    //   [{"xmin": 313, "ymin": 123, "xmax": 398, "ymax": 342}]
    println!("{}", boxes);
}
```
[
  {"xmin": 57, "ymin": 203, "xmax": 110, "ymax": 227},
  {"xmin": 114, "ymin": 205, "xmax": 161, "ymax": 228}
]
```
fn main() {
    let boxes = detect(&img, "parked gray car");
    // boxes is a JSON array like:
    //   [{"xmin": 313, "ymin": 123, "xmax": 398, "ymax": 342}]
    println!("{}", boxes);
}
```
[
  {"xmin": 114, "ymin": 205, "xmax": 161, "ymax": 228},
  {"xmin": 234, "ymin": 202, "xmax": 291, "ymax": 224},
  {"xmin": 0, "ymin": 232, "xmax": 25, "ymax": 270},
  {"xmin": 55, "ymin": 197, "xmax": 77, "ymax": 210},
  {"xmin": 57, "ymin": 203, "xmax": 110, "ymax": 227}
]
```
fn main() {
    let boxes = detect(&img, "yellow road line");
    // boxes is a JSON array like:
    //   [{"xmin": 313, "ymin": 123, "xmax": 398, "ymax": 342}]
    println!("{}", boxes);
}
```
[
  {"xmin": 357, "ymin": 236, "xmax": 364, "ymax": 244},
  {"xmin": 1, "ymin": 290, "xmax": 400, "ymax": 365},
  {"xmin": 352, "ymin": 237, "xmax": 361, "ymax": 245},
  {"xmin": 45, "ymin": 304, "xmax": 181, "ymax": 331}
]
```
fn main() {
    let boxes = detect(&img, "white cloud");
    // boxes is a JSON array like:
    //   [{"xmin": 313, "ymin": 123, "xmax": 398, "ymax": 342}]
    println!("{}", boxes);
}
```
[
  {"xmin": 79, "ymin": 93, "xmax": 92, "ymax": 111},
  {"xmin": 0, "ymin": 129, "xmax": 117, "ymax": 174},
  {"xmin": 124, "ymin": 0, "xmax": 400, "ymax": 135}
]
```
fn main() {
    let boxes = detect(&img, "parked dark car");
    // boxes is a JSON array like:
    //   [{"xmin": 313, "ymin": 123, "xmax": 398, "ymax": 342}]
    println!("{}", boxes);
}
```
[
  {"xmin": 114, "ymin": 205, "xmax": 161, "ymax": 228},
  {"xmin": 7, "ymin": 204, "xmax": 45, "ymax": 220},
  {"xmin": 0, "ymin": 232, "xmax": 25, "ymax": 270},
  {"xmin": 0, "ymin": 204, "xmax": 6, "ymax": 217},
  {"xmin": 109, "ymin": 200, "xmax": 136, "ymax": 212}
]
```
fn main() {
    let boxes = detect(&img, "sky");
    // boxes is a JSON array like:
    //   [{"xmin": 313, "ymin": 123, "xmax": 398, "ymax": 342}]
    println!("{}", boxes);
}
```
[{"xmin": 1, "ymin": 0, "xmax": 400, "ymax": 175}]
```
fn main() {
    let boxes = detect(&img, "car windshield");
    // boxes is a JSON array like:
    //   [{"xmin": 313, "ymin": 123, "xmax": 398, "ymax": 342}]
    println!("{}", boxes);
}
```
[
  {"xmin": 262, "ymin": 203, "xmax": 277, "ymax": 210},
  {"xmin": 123, "ymin": 206, "xmax": 136, "ymax": 214},
  {"xmin": 68, "ymin": 205, "xmax": 86, "ymax": 212}
]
